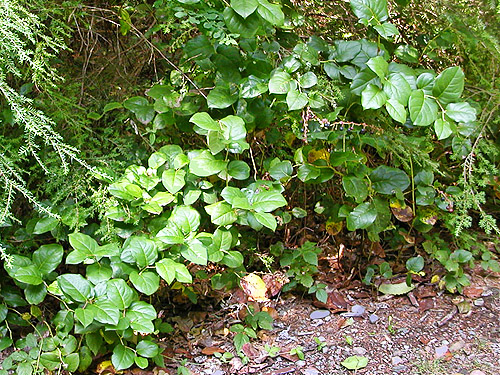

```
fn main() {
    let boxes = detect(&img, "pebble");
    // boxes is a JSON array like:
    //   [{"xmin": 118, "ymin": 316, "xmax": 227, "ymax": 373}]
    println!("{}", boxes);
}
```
[
  {"xmin": 391, "ymin": 356, "xmax": 403, "ymax": 365},
  {"xmin": 296, "ymin": 360, "xmax": 306, "ymax": 367},
  {"xmin": 469, "ymin": 371, "xmax": 486, "ymax": 375},
  {"xmin": 302, "ymin": 368, "xmax": 320, "ymax": 375},
  {"xmin": 352, "ymin": 347, "xmax": 367, "ymax": 356},
  {"xmin": 369, "ymin": 313, "xmax": 379, "ymax": 323},
  {"xmin": 473, "ymin": 298, "xmax": 484, "ymax": 306},
  {"xmin": 343, "ymin": 304, "xmax": 366, "ymax": 317},
  {"xmin": 211, "ymin": 371, "xmax": 224, "ymax": 375},
  {"xmin": 310, "ymin": 310, "xmax": 330, "ymax": 320},
  {"xmin": 435, "ymin": 345, "xmax": 449, "ymax": 358},
  {"xmin": 450, "ymin": 340, "xmax": 466, "ymax": 352},
  {"xmin": 393, "ymin": 365, "xmax": 407, "ymax": 373},
  {"xmin": 393, "ymin": 350, "xmax": 403, "ymax": 356}
]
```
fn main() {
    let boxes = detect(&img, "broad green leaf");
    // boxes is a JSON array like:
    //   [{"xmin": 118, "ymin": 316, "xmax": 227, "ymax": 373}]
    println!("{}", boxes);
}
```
[
  {"xmin": 394, "ymin": 44, "xmax": 419, "ymax": 64},
  {"xmin": 221, "ymin": 187, "xmax": 251, "ymax": 209},
  {"xmin": 446, "ymin": 102, "xmax": 476, "ymax": 123},
  {"xmin": 347, "ymin": 203, "xmax": 377, "ymax": 230},
  {"xmin": 181, "ymin": 239, "xmax": 208, "ymax": 265},
  {"xmin": 135, "ymin": 356, "xmax": 148, "ymax": 369},
  {"xmin": 299, "ymin": 72, "xmax": 318, "ymax": 88},
  {"xmin": 351, "ymin": 70, "xmax": 379, "ymax": 95},
  {"xmin": 385, "ymin": 98, "xmax": 407, "ymax": 123},
  {"xmin": 16, "ymin": 361, "xmax": 33, "ymax": 375},
  {"xmin": 127, "ymin": 301, "xmax": 157, "ymax": 321},
  {"xmin": 223, "ymin": 8, "xmax": 263, "ymax": 38},
  {"xmin": 190, "ymin": 151, "xmax": 227, "ymax": 177},
  {"xmin": 161, "ymin": 169, "xmax": 186, "ymax": 194},
  {"xmin": 183, "ymin": 189, "xmax": 202, "ymax": 205},
  {"xmin": 25, "ymin": 284, "xmax": 47, "ymax": 304},
  {"xmin": 129, "ymin": 271, "xmax": 160, "ymax": 295},
  {"xmin": 254, "ymin": 212, "xmax": 277, "ymax": 231},
  {"xmin": 207, "ymin": 86, "xmax": 238, "ymax": 109},
  {"xmin": 269, "ymin": 160, "xmax": 293, "ymax": 180},
  {"xmin": 361, "ymin": 84, "xmax": 387, "ymax": 109},
  {"xmin": 148, "ymin": 151, "xmax": 167, "ymax": 169},
  {"xmin": 58, "ymin": 274, "xmax": 92, "ymax": 302},
  {"xmin": 89, "ymin": 300, "xmax": 119, "ymax": 325},
  {"xmin": 231, "ymin": 0, "xmax": 258, "ymax": 18},
  {"xmin": 342, "ymin": 176, "xmax": 368, "ymax": 203},
  {"xmin": 331, "ymin": 40, "xmax": 361, "ymax": 62},
  {"xmin": 341, "ymin": 355, "xmax": 369, "ymax": 370},
  {"xmin": 297, "ymin": 163, "xmax": 320, "ymax": 182},
  {"xmin": 432, "ymin": 66, "xmax": 464, "ymax": 104},
  {"xmin": 189, "ymin": 112, "xmax": 220, "ymax": 131},
  {"xmin": 151, "ymin": 191, "xmax": 175, "ymax": 206},
  {"xmin": 330, "ymin": 151, "xmax": 363, "ymax": 167},
  {"xmin": 256, "ymin": 0, "xmax": 284, "ymax": 26},
  {"xmin": 33, "ymin": 217, "xmax": 59, "ymax": 234},
  {"xmin": 240, "ymin": 75, "xmax": 269, "ymax": 98},
  {"xmin": 286, "ymin": 89, "xmax": 308, "ymax": 111},
  {"xmin": 233, "ymin": 332, "xmax": 250, "ymax": 353},
  {"xmin": 220, "ymin": 115, "xmax": 247, "ymax": 142},
  {"xmin": 434, "ymin": 118, "xmax": 453, "ymax": 140},
  {"xmin": 350, "ymin": 0, "xmax": 388, "ymax": 24},
  {"xmin": 136, "ymin": 340, "xmax": 160, "ymax": 358},
  {"xmin": 121, "ymin": 237, "xmax": 157, "ymax": 268},
  {"xmin": 222, "ymin": 251, "xmax": 244, "ymax": 268},
  {"xmin": 68, "ymin": 232, "xmax": 98, "ymax": 260},
  {"xmin": 409, "ymin": 89, "xmax": 438, "ymax": 126},
  {"xmin": 205, "ymin": 201, "xmax": 238, "ymax": 226},
  {"xmin": 370, "ymin": 166, "xmax": 410, "ymax": 195},
  {"xmin": 252, "ymin": 191, "xmax": 287, "ymax": 212},
  {"xmin": 406, "ymin": 256, "xmax": 424, "ymax": 272},
  {"xmin": 169, "ymin": 205, "xmax": 201, "ymax": 234},
  {"xmin": 184, "ymin": 34, "xmax": 214, "ymax": 60},
  {"xmin": 156, "ymin": 224, "xmax": 184, "ymax": 245},
  {"xmin": 106, "ymin": 279, "xmax": 134, "ymax": 309},
  {"xmin": 155, "ymin": 259, "xmax": 177, "ymax": 284},
  {"xmin": 303, "ymin": 251, "xmax": 318, "ymax": 266},
  {"xmin": 228, "ymin": 160, "xmax": 250, "ymax": 180},
  {"xmin": 378, "ymin": 282, "xmax": 415, "ymax": 295},
  {"xmin": 112, "ymin": 344, "xmax": 135, "ymax": 371},
  {"xmin": 269, "ymin": 71, "xmax": 292, "ymax": 94},
  {"xmin": 123, "ymin": 97, "xmax": 154, "ymax": 124},
  {"xmin": 366, "ymin": 56, "xmax": 388, "ymax": 79},
  {"xmin": 383, "ymin": 73, "xmax": 411, "ymax": 105},
  {"xmin": 33, "ymin": 244, "xmax": 63, "ymax": 276},
  {"xmin": 373, "ymin": 22, "xmax": 399, "ymax": 39},
  {"xmin": 416, "ymin": 72, "xmax": 435, "ymax": 93},
  {"xmin": 75, "ymin": 307, "xmax": 95, "ymax": 328}
]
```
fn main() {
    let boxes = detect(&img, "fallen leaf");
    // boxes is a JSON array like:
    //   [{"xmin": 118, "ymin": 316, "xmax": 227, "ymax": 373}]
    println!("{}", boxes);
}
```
[
  {"xmin": 96, "ymin": 360, "xmax": 115, "ymax": 374},
  {"xmin": 262, "ymin": 272, "xmax": 289, "ymax": 297},
  {"xmin": 418, "ymin": 298, "xmax": 435, "ymax": 312},
  {"xmin": 262, "ymin": 306, "xmax": 278, "ymax": 320},
  {"xmin": 241, "ymin": 342, "xmax": 260, "ymax": 359},
  {"xmin": 241, "ymin": 273, "xmax": 269, "ymax": 302},
  {"xmin": 414, "ymin": 285, "xmax": 437, "ymax": 299},
  {"xmin": 370, "ymin": 242, "xmax": 386, "ymax": 258},
  {"xmin": 341, "ymin": 355, "xmax": 368, "ymax": 370},
  {"xmin": 326, "ymin": 219, "xmax": 343, "ymax": 236},
  {"xmin": 201, "ymin": 346, "xmax": 225, "ymax": 356},
  {"xmin": 407, "ymin": 292, "xmax": 419, "ymax": 308},
  {"xmin": 378, "ymin": 282, "xmax": 415, "ymax": 295},
  {"xmin": 463, "ymin": 286, "xmax": 484, "ymax": 299}
]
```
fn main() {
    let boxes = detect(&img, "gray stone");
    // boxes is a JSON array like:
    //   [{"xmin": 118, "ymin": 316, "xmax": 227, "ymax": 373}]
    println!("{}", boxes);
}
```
[
  {"xmin": 435, "ymin": 345, "xmax": 449, "ymax": 358},
  {"xmin": 310, "ymin": 310, "xmax": 330, "ymax": 320},
  {"xmin": 391, "ymin": 356, "xmax": 403, "ymax": 365},
  {"xmin": 393, "ymin": 365, "xmax": 407, "ymax": 373},
  {"xmin": 369, "ymin": 313, "xmax": 379, "ymax": 323},
  {"xmin": 343, "ymin": 304, "xmax": 366, "ymax": 317},
  {"xmin": 211, "ymin": 371, "xmax": 224, "ymax": 375},
  {"xmin": 473, "ymin": 298, "xmax": 484, "ymax": 306},
  {"xmin": 297, "ymin": 360, "xmax": 306, "ymax": 367},
  {"xmin": 303, "ymin": 369, "xmax": 321, "ymax": 375},
  {"xmin": 352, "ymin": 347, "xmax": 367, "ymax": 356}
]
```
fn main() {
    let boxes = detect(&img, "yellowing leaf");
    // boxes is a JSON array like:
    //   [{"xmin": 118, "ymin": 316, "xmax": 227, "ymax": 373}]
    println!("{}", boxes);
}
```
[
  {"xmin": 308, "ymin": 149, "xmax": 330, "ymax": 163},
  {"xmin": 326, "ymin": 219, "xmax": 343, "ymax": 235},
  {"xmin": 240, "ymin": 273, "xmax": 268, "ymax": 302}
]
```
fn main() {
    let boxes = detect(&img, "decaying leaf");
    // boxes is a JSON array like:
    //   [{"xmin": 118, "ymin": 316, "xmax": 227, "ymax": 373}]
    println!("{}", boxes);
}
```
[
  {"xmin": 240, "ymin": 273, "xmax": 269, "ymax": 302},
  {"xmin": 326, "ymin": 219, "xmax": 343, "ymax": 235},
  {"xmin": 390, "ymin": 199, "xmax": 414, "ymax": 222},
  {"xmin": 262, "ymin": 272, "xmax": 289, "ymax": 297},
  {"xmin": 370, "ymin": 241, "xmax": 386, "ymax": 258},
  {"xmin": 201, "ymin": 346, "xmax": 225, "ymax": 356},
  {"xmin": 378, "ymin": 281, "xmax": 415, "ymax": 295},
  {"xmin": 463, "ymin": 286, "xmax": 483, "ymax": 299}
]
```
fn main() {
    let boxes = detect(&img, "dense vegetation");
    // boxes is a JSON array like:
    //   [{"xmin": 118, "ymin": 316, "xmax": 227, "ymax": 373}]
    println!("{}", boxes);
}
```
[{"xmin": 0, "ymin": 0, "xmax": 499, "ymax": 373}]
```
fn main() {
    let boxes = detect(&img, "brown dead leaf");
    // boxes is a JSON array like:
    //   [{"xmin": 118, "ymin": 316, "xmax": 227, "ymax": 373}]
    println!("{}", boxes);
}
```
[
  {"xmin": 262, "ymin": 272, "xmax": 289, "ymax": 297},
  {"xmin": 188, "ymin": 311, "xmax": 207, "ymax": 323},
  {"xmin": 201, "ymin": 346, "xmax": 225, "ymax": 356},
  {"xmin": 241, "ymin": 273, "xmax": 269, "ymax": 302},
  {"xmin": 408, "ymin": 292, "xmax": 419, "ymax": 308},
  {"xmin": 241, "ymin": 342, "xmax": 260, "ymax": 359},
  {"xmin": 262, "ymin": 306, "xmax": 279, "ymax": 320},
  {"xmin": 96, "ymin": 360, "xmax": 115, "ymax": 375},
  {"xmin": 313, "ymin": 289, "xmax": 348, "ymax": 312},
  {"xmin": 463, "ymin": 286, "xmax": 484, "ymax": 299},
  {"xmin": 390, "ymin": 200, "xmax": 414, "ymax": 222},
  {"xmin": 370, "ymin": 241, "xmax": 386, "ymax": 258},
  {"xmin": 279, "ymin": 352, "xmax": 299, "ymax": 362},
  {"xmin": 418, "ymin": 298, "xmax": 436, "ymax": 312},
  {"xmin": 414, "ymin": 284, "xmax": 437, "ymax": 299}
]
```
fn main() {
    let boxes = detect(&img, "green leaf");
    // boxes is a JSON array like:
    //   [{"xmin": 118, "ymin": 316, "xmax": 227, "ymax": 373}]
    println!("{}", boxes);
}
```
[
  {"xmin": 361, "ymin": 84, "xmax": 387, "ymax": 109},
  {"xmin": 16, "ymin": 361, "xmax": 32, "ymax": 375},
  {"xmin": 136, "ymin": 340, "xmax": 160, "ymax": 358},
  {"xmin": 123, "ymin": 97, "xmax": 155, "ymax": 124},
  {"xmin": 25, "ymin": 284, "xmax": 47, "ymax": 304},
  {"xmin": 223, "ymin": 8, "xmax": 263, "ymax": 38},
  {"xmin": 299, "ymin": 72, "xmax": 318, "ymax": 88},
  {"xmin": 161, "ymin": 169, "xmax": 186, "ymax": 194},
  {"xmin": 189, "ymin": 112, "xmax": 220, "ymax": 131},
  {"xmin": 58, "ymin": 274, "xmax": 92, "ymax": 302},
  {"xmin": 112, "ymin": 344, "xmax": 135, "ymax": 371},
  {"xmin": 385, "ymin": 98, "xmax": 407, "ymax": 123},
  {"xmin": 240, "ymin": 75, "xmax": 269, "ymax": 98},
  {"xmin": 231, "ymin": 0, "xmax": 258, "ymax": 18},
  {"xmin": 205, "ymin": 201, "xmax": 238, "ymax": 226},
  {"xmin": 106, "ymin": 278, "xmax": 134, "ymax": 309},
  {"xmin": 342, "ymin": 176, "xmax": 368, "ymax": 203},
  {"xmin": 330, "ymin": 151, "xmax": 363, "ymax": 167},
  {"xmin": 207, "ymin": 86, "xmax": 238, "ymax": 109},
  {"xmin": 303, "ymin": 251, "xmax": 318, "ymax": 266},
  {"xmin": 366, "ymin": 56, "xmax": 388, "ymax": 79},
  {"xmin": 68, "ymin": 232, "xmax": 98, "ymax": 262},
  {"xmin": 169, "ymin": 205, "xmax": 201, "ymax": 234},
  {"xmin": 297, "ymin": 163, "xmax": 320, "ymax": 182},
  {"xmin": 434, "ymin": 118, "xmax": 453, "ymax": 140},
  {"xmin": 222, "ymin": 251, "xmax": 244, "ymax": 268},
  {"xmin": 135, "ymin": 356, "xmax": 148, "ymax": 369},
  {"xmin": 121, "ymin": 237, "xmax": 158, "ymax": 268},
  {"xmin": 89, "ymin": 300, "xmax": 120, "ymax": 325},
  {"xmin": 370, "ymin": 166, "xmax": 410, "ymax": 195},
  {"xmin": 183, "ymin": 189, "xmax": 201, "ymax": 205},
  {"xmin": 432, "ymin": 66, "xmax": 464, "ymax": 104},
  {"xmin": 220, "ymin": 115, "xmax": 247, "ymax": 143},
  {"xmin": 346, "ymin": 203, "xmax": 377, "ymax": 230},
  {"xmin": 383, "ymin": 73, "xmax": 411, "ymax": 105},
  {"xmin": 286, "ymin": 89, "xmax": 309, "ymax": 111},
  {"xmin": 252, "ymin": 191, "xmax": 287, "ymax": 212},
  {"xmin": 189, "ymin": 151, "xmax": 227, "ymax": 177},
  {"xmin": 181, "ymin": 239, "xmax": 208, "ymax": 265},
  {"xmin": 227, "ymin": 160, "xmax": 250, "ymax": 180},
  {"xmin": 254, "ymin": 212, "xmax": 277, "ymax": 231},
  {"xmin": 446, "ymin": 102, "xmax": 476, "ymax": 123},
  {"xmin": 75, "ymin": 307, "xmax": 95, "ymax": 328},
  {"xmin": 394, "ymin": 44, "xmax": 419, "ymax": 64},
  {"xmin": 33, "ymin": 217, "xmax": 59, "ymax": 234},
  {"xmin": 256, "ymin": 0, "xmax": 284, "ymax": 26},
  {"xmin": 378, "ymin": 281, "xmax": 415, "ymax": 295},
  {"xmin": 130, "ymin": 271, "xmax": 160, "ymax": 295},
  {"xmin": 12, "ymin": 265, "xmax": 43, "ymax": 285},
  {"xmin": 33, "ymin": 244, "xmax": 63, "ymax": 276},
  {"xmin": 269, "ymin": 71, "xmax": 292, "ymax": 94},
  {"xmin": 156, "ymin": 259, "xmax": 192, "ymax": 284},
  {"xmin": 184, "ymin": 35, "xmax": 214, "ymax": 60},
  {"xmin": 350, "ymin": 0, "xmax": 388, "ymax": 24},
  {"xmin": 406, "ymin": 256, "xmax": 424, "ymax": 272},
  {"xmin": 86, "ymin": 264, "xmax": 112, "ymax": 284},
  {"xmin": 233, "ymin": 332, "xmax": 250, "ymax": 353},
  {"xmin": 269, "ymin": 160, "xmax": 293, "ymax": 180},
  {"xmin": 409, "ymin": 89, "xmax": 438, "ymax": 126},
  {"xmin": 373, "ymin": 22, "xmax": 399, "ymax": 39},
  {"xmin": 103, "ymin": 102, "xmax": 123, "ymax": 113},
  {"xmin": 148, "ymin": 151, "xmax": 167, "ymax": 169},
  {"xmin": 341, "ymin": 355, "xmax": 369, "ymax": 370},
  {"xmin": 151, "ymin": 191, "xmax": 175, "ymax": 206},
  {"xmin": 156, "ymin": 224, "xmax": 184, "ymax": 245}
]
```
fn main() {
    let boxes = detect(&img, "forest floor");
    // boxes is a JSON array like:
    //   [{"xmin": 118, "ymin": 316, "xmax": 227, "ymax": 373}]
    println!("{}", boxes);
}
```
[{"xmin": 126, "ymin": 265, "xmax": 500, "ymax": 375}]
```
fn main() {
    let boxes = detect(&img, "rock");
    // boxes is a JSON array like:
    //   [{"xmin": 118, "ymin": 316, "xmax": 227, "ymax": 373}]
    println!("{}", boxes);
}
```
[
  {"xmin": 310, "ymin": 310, "xmax": 330, "ymax": 320},
  {"xmin": 302, "ymin": 368, "xmax": 320, "ymax": 375},
  {"xmin": 449, "ymin": 340, "xmax": 466, "ymax": 352},
  {"xmin": 352, "ymin": 347, "xmax": 367, "ymax": 356},
  {"xmin": 369, "ymin": 313, "xmax": 379, "ymax": 323},
  {"xmin": 393, "ymin": 350, "xmax": 403, "ymax": 357},
  {"xmin": 469, "ymin": 371, "xmax": 486, "ymax": 375},
  {"xmin": 393, "ymin": 365, "xmax": 407, "ymax": 373},
  {"xmin": 391, "ymin": 356, "xmax": 403, "ymax": 365},
  {"xmin": 297, "ymin": 360, "xmax": 306, "ymax": 367},
  {"xmin": 435, "ymin": 345, "xmax": 449, "ymax": 358},
  {"xmin": 342, "ymin": 304, "xmax": 366, "ymax": 317},
  {"xmin": 211, "ymin": 371, "xmax": 224, "ymax": 375},
  {"xmin": 473, "ymin": 298, "xmax": 484, "ymax": 306}
]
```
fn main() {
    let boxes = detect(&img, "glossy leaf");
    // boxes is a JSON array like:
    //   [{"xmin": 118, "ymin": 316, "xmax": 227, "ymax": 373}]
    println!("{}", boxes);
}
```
[
  {"xmin": 432, "ymin": 66, "xmax": 464, "ymax": 104},
  {"xmin": 205, "ymin": 201, "xmax": 238, "ymax": 226},
  {"xmin": 347, "ymin": 203, "xmax": 377, "ymax": 230},
  {"xmin": 286, "ymin": 89, "xmax": 308, "ymax": 110},
  {"xmin": 161, "ymin": 169, "xmax": 186, "ymax": 194},
  {"xmin": 129, "ymin": 271, "xmax": 159, "ymax": 295},
  {"xmin": 409, "ymin": 89, "xmax": 438, "ymax": 126},
  {"xmin": 58, "ymin": 274, "xmax": 92, "ymax": 302},
  {"xmin": 121, "ymin": 237, "xmax": 157, "ymax": 268},
  {"xmin": 106, "ymin": 279, "xmax": 134, "ymax": 309},
  {"xmin": 190, "ymin": 151, "xmax": 227, "ymax": 177},
  {"xmin": 446, "ymin": 102, "xmax": 476, "ymax": 123},
  {"xmin": 112, "ymin": 344, "xmax": 135, "ymax": 371},
  {"xmin": 33, "ymin": 244, "xmax": 63, "ymax": 276},
  {"xmin": 231, "ymin": 0, "xmax": 258, "ymax": 18},
  {"xmin": 385, "ymin": 98, "xmax": 407, "ymax": 123},
  {"xmin": 252, "ymin": 191, "xmax": 287, "ymax": 212},
  {"xmin": 361, "ymin": 84, "xmax": 387, "ymax": 109},
  {"xmin": 434, "ymin": 118, "xmax": 453, "ymax": 140},
  {"xmin": 370, "ymin": 166, "xmax": 410, "ymax": 195},
  {"xmin": 256, "ymin": 0, "xmax": 284, "ymax": 26},
  {"xmin": 269, "ymin": 71, "xmax": 292, "ymax": 94}
]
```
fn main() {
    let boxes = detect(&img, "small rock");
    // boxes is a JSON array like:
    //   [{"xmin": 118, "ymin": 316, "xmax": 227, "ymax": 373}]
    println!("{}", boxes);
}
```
[
  {"xmin": 393, "ymin": 365, "xmax": 407, "ymax": 373},
  {"xmin": 393, "ymin": 350, "xmax": 403, "ymax": 356},
  {"xmin": 352, "ymin": 347, "xmax": 367, "ymax": 356},
  {"xmin": 302, "ymin": 368, "xmax": 320, "ymax": 375},
  {"xmin": 369, "ymin": 313, "xmax": 379, "ymax": 323},
  {"xmin": 310, "ymin": 310, "xmax": 330, "ymax": 320},
  {"xmin": 391, "ymin": 356, "xmax": 403, "ymax": 365},
  {"xmin": 481, "ymin": 289, "xmax": 493, "ymax": 297},
  {"xmin": 297, "ymin": 360, "xmax": 306, "ymax": 367},
  {"xmin": 469, "ymin": 371, "xmax": 486, "ymax": 375},
  {"xmin": 450, "ymin": 340, "xmax": 466, "ymax": 352},
  {"xmin": 435, "ymin": 345, "xmax": 449, "ymax": 358},
  {"xmin": 211, "ymin": 371, "xmax": 224, "ymax": 375},
  {"xmin": 343, "ymin": 304, "xmax": 366, "ymax": 317},
  {"xmin": 473, "ymin": 298, "xmax": 484, "ymax": 306}
]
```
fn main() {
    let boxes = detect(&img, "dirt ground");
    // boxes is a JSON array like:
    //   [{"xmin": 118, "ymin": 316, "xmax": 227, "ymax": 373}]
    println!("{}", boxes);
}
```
[{"xmin": 148, "ymin": 267, "xmax": 500, "ymax": 375}]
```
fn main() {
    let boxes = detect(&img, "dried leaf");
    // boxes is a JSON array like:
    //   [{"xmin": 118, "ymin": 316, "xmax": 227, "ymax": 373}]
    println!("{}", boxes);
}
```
[
  {"xmin": 241, "ymin": 342, "xmax": 260, "ymax": 359},
  {"xmin": 262, "ymin": 272, "xmax": 289, "ymax": 297},
  {"xmin": 370, "ymin": 242, "xmax": 386, "ymax": 258},
  {"xmin": 378, "ymin": 282, "xmax": 415, "ymax": 295},
  {"xmin": 241, "ymin": 273, "xmax": 269, "ymax": 302},
  {"xmin": 201, "ymin": 346, "xmax": 225, "ymax": 355},
  {"xmin": 390, "ymin": 200, "xmax": 414, "ymax": 222},
  {"xmin": 463, "ymin": 286, "xmax": 483, "ymax": 299},
  {"xmin": 418, "ymin": 298, "xmax": 435, "ymax": 312}
]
